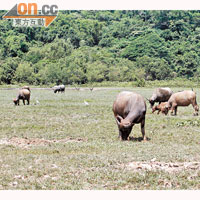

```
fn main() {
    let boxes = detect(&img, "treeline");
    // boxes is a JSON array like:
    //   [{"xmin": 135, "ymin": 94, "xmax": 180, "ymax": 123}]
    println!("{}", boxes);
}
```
[{"xmin": 1, "ymin": 10, "xmax": 200, "ymax": 86}]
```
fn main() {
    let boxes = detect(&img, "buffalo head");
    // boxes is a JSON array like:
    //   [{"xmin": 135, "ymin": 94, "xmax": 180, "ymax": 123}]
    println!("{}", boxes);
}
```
[
  {"xmin": 13, "ymin": 98, "xmax": 18, "ymax": 105},
  {"xmin": 116, "ymin": 115, "xmax": 133, "ymax": 140},
  {"xmin": 146, "ymin": 98, "xmax": 155, "ymax": 108}
]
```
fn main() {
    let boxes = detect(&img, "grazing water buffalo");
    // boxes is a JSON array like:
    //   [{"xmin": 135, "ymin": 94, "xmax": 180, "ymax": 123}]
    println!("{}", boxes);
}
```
[
  {"xmin": 112, "ymin": 91, "xmax": 147, "ymax": 141},
  {"xmin": 148, "ymin": 87, "xmax": 173, "ymax": 108},
  {"xmin": 152, "ymin": 102, "xmax": 168, "ymax": 115},
  {"xmin": 53, "ymin": 85, "xmax": 65, "ymax": 93},
  {"xmin": 165, "ymin": 90, "xmax": 199, "ymax": 116},
  {"xmin": 13, "ymin": 89, "xmax": 30, "ymax": 105}
]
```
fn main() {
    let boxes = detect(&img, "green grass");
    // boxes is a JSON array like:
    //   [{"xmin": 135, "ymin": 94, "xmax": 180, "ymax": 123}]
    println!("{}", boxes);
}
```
[{"xmin": 0, "ymin": 87, "xmax": 200, "ymax": 189}]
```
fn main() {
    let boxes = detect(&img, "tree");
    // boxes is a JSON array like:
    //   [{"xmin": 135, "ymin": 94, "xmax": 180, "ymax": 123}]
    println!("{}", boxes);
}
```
[
  {"xmin": 175, "ymin": 51, "xmax": 199, "ymax": 78},
  {"xmin": 121, "ymin": 32, "xmax": 169, "ymax": 61},
  {"xmin": 4, "ymin": 34, "xmax": 29, "ymax": 57},
  {"xmin": 136, "ymin": 56, "xmax": 173, "ymax": 80},
  {"xmin": 86, "ymin": 62, "xmax": 108, "ymax": 82},
  {"xmin": 0, "ymin": 57, "xmax": 19, "ymax": 84},
  {"xmin": 14, "ymin": 62, "xmax": 35, "ymax": 84}
]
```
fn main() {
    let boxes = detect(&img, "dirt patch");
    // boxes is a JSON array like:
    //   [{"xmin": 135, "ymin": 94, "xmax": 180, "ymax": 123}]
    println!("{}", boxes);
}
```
[
  {"xmin": 0, "ymin": 137, "xmax": 86, "ymax": 148},
  {"xmin": 126, "ymin": 161, "xmax": 200, "ymax": 173}
]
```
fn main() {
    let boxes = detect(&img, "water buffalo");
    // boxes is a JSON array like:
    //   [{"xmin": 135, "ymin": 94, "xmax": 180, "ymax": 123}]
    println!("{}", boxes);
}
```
[
  {"xmin": 13, "ymin": 89, "xmax": 30, "ymax": 105},
  {"xmin": 152, "ymin": 102, "xmax": 168, "ymax": 115},
  {"xmin": 148, "ymin": 87, "xmax": 173, "ymax": 108},
  {"xmin": 112, "ymin": 91, "xmax": 147, "ymax": 141},
  {"xmin": 165, "ymin": 90, "xmax": 199, "ymax": 116},
  {"xmin": 53, "ymin": 85, "xmax": 65, "ymax": 93}
]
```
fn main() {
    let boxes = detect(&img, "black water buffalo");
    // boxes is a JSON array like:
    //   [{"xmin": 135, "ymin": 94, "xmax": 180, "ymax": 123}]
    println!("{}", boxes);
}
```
[
  {"xmin": 13, "ymin": 89, "xmax": 30, "ymax": 105},
  {"xmin": 53, "ymin": 84, "xmax": 65, "ymax": 93},
  {"xmin": 112, "ymin": 91, "xmax": 147, "ymax": 141},
  {"xmin": 148, "ymin": 87, "xmax": 173, "ymax": 108}
]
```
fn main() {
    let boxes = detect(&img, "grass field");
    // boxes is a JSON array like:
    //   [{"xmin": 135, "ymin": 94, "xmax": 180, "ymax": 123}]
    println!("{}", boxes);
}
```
[{"xmin": 0, "ymin": 87, "xmax": 200, "ymax": 189}]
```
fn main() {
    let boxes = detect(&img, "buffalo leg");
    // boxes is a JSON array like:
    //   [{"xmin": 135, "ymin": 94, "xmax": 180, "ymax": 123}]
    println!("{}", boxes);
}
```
[
  {"xmin": 195, "ymin": 105, "xmax": 199, "ymax": 116},
  {"xmin": 174, "ymin": 106, "xmax": 178, "ymax": 115},
  {"xmin": 141, "ymin": 118, "xmax": 146, "ymax": 141},
  {"xmin": 170, "ymin": 107, "xmax": 174, "ymax": 115},
  {"xmin": 171, "ymin": 103, "xmax": 177, "ymax": 115},
  {"xmin": 192, "ymin": 102, "xmax": 199, "ymax": 116},
  {"xmin": 23, "ymin": 99, "xmax": 25, "ymax": 105},
  {"xmin": 27, "ymin": 99, "xmax": 30, "ymax": 105},
  {"xmin": 157, "ymin": 110, "xmax": 160, "ymax": 115},
  {"xmin": 118, "ymin": 129, "xmax": 122, "ymax": 140}
]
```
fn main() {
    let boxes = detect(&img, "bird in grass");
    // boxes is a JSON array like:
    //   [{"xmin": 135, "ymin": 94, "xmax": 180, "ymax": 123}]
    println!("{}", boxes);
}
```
[
  {"xmin": 89, "ymin": 87, "xmax": 94, "ymax": 91},
  {"xmin": 36, "ymin": 99, "xmax": 40, "ymax": 105},
  {"xmin": 34, "ymin": 98, "xmax": 40, "ymax": 105},
  {"xmin": 84, "ymin": 100, "xmax": 89, "ymax": 106}
]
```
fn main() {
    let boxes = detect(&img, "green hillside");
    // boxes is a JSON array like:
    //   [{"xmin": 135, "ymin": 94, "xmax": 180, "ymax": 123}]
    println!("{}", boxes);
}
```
[{"xmin": 1, "ymin": 10, "xmax": 200, "ymax": 85}]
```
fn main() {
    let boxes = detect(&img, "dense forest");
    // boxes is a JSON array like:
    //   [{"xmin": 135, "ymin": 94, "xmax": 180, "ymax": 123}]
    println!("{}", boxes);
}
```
[{"xmin": 1, "ymin": 10, "xmax": 200, "ymax": 86}]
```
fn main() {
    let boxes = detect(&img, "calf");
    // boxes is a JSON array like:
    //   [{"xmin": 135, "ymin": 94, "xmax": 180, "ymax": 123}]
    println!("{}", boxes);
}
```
[{"xmin": 152, "ymin": 102, "xmax": 168, "ymax": 115}]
